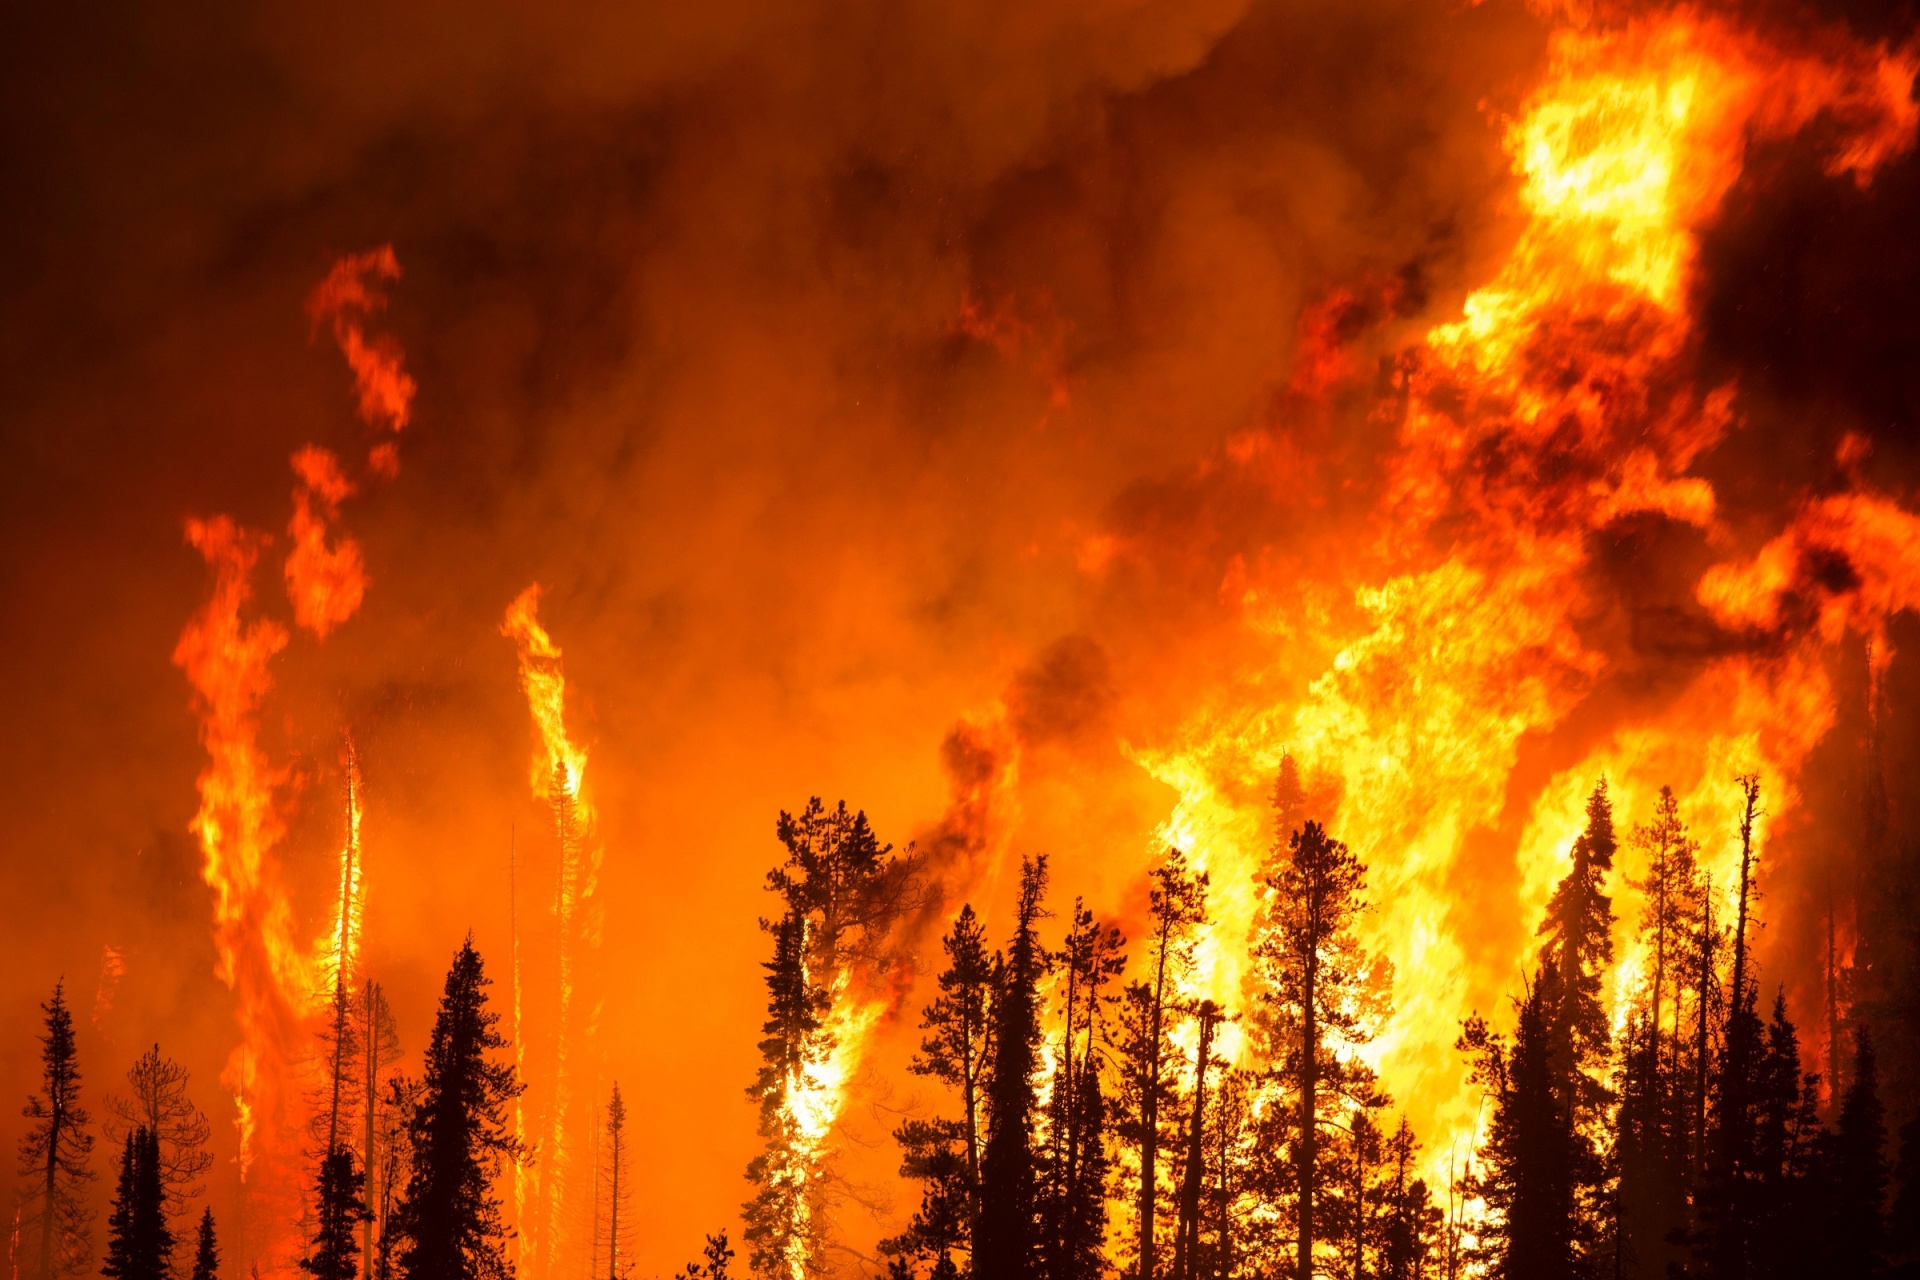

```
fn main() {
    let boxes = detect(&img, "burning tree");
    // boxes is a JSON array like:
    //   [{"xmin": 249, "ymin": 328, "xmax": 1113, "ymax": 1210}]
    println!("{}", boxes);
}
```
[
  {"xmin": 743, "ymin": 799, "xmax": 917, "ymax": 1280},
  {"xmin": 1112, "ymin": 847, "xmax": 1208, "ymax": 1280},
  {"xmin": 100, "ymin": 1129, "xmax": 171, "ymax": 1280},
  {"xmin": 1250, "ymin": 817, "xmax": 1389, "ymax": 1280}
]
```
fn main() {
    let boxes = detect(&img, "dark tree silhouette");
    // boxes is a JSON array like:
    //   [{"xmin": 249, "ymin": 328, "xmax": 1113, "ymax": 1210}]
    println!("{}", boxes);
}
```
[
  {"xmin": 100, "ymin": 1129, "xmax": 171, "ymax": 1280},
  {"xmin": 899, "ymin": 901, "xmax": 995, "ymax": 1264},
  {"xmin": 302, "ymin": 1149, "xmax": 370, "ymax": 1280},
  {"xmin": 1041, "ymin": 897, "xmax": 1124, "ymax": 1280},
  {"xmin": 390, "ymin": 940, "xmax": 524, "ymax": 1280},
  {"xmin": 742, "ymin": 910, "xmax": 829, "ymax": 1279},
  {"xmin": 1830, "ymin": 1029, "xmax": 1889, "ymax": 1279},
  {"xmin": 189, "ymin": 1211, "xmax": 218, "ymax": 1280},
  {"xmin": 1461, "ymin": 969, "xmax": 1575, "ymax": 1280},
  {"xmin": 1171, "ymin": 1002, "xmax": 1223, "ymax": 1280},
  {"xmin": 18, "ymin": 981, "xmax": 94, "ymax": 1280},
  {"xmin": 1536, "ymin": 779, "xmax": 1616, "ymax": 1270},
  {"xmin": 1254, "ymin": 818, "xmax": 1380, "ymax": 1280},
  {"xmin": 600, "ymin": 1085, "xmax": 630, "ymax": 1280},
  {"xmin": 105, "ymin": 1046, "xmax": 213, "ymax": 1222},
  {"xmin": 1115, "ymin": 848, "xmax": 1207, "ymax": 1280},
  {"xmin": 976, "ymin": 856, "xmax": 1050, "ymax": 1280}
]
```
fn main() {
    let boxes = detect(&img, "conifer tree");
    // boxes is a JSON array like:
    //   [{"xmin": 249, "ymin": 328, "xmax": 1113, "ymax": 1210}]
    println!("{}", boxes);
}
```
[
  {"xmin": 1536, "ymin": 779, "xmax": 1616, "ymax": 1266},
  {"xmin": 743, "ymin": 910, "xmax": 829, "ymax": 1279},
  {"xmin": 1040, "ymin": 898, "xmax": 1124, "ymax": 1280},
  {"xmin": 600, "ymin": 1085, "xmax": 630, "ymax": 1280},
  {"xmin": 976, "ymin": 856, "xmax": 1050, "ymax": 1279},
  {"xmin": 1749, "ymin": 994, "xmax": 1822, "ymax": 1280},
  {"xmin": 903, "ymin": 902, "xmax": 995, "ymax": 1259},
  {"xmin": 1695, "ymin": 777, "xmax": 1766, "ymax": 1280},
  {"xmin": 105, "ymin": 1046, "xmax": 213, "ymax": 1222},
  {"xmin": 1171, "ymin": 1002, "xmax": 1223, "ymax": 1280},
  {"xmin": 18, "ymin": 981, "xmax": 95, "ymax": 1280},
  {"xmin": 1830, "ymin": 1029, "xmax": 1888, "ymax": 1279},
  {"xmin": 100, "ymin": 1129, "xmax": 171, "ymax": 1280},
  {"xmin": 746, "ymin": 799, "xmax": 915, "ymax": 1280},
  {"xmin": 390, "ymin": 940, "xmax": 524, "ymax": 1280},
  {"xmin": 1460, "ymin": 969, "xmax": 1575, "ymax": 1280},
  {"xmin": 189, "ymin": 1211, "xmax": 218, "ymax": 1280},
  {"xmin": 1253, "ymin": 817, "xmax": 1380, "ymax": 1280},
  {"xmin": 1379, "ymin": 1119, "xmax": 1436, "ymax": 1280},
  {"xmin": 1115, "ymin": 849, "xmax": 1207, "ymax": 1280},
  {"xmin": 303, "ymin": 1148, "xmax": 370, "ymax": 1280}
]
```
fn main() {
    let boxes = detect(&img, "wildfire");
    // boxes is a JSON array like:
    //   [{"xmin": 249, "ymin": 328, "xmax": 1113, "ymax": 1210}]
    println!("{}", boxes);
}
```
[
  {"xmin": 1138, "ymin": 4, "xmax": 1920, "ymax": 1190},
  {"xmin": 172, "ymin": 247, "xmax": 416, "ymax": 1273},
  {"xmin": 501, "ymin": 584, "xmax": 603, "ymax": 1280}
]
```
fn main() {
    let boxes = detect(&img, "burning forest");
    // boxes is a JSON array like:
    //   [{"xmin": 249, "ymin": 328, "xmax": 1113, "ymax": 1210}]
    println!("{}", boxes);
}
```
[{"xmin": 7, "ymin": 0, "xmax": 1920, "ymax": 1277}]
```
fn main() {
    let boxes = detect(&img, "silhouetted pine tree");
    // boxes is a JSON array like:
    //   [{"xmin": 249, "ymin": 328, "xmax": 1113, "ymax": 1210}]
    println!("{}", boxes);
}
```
[
  {"xmin": 1461, "ymin": 968, "xmax": 1576, "ymax": 1280},
  {"xmin": 1750, "ymin": 994, "xmax": 1822, "ymax": 1280},
  {"xmin": 1830, "ymin": 1029, "xmax": 1888, "ymax": 1279},
  {"xmin": 1113, "ymin": 848, "xmax": 1207, "ymax": 1280},
  {"xmin": 600, "ymin": 1085, "xmax": 630, "ymax": 1280},
  {"xmin": 303, "ymin": 1149, "xmax": 370, "ymax": 1280},
  {"xmin": 1171, "ymin": 1001, "xmax": 1224, "ymax": 1280},
  {"xmin": 390, "ymin": 939, "xmax": 524, "ymax": 1280},
  {"xmin": 891, "ymin": 901, "xmax": 995, "ymax": 1270},
  {"xmin": 1040, "ymin": 898, "xmax": 1124, "ymax": 1280},
  {"xmin": 1615, "ymin": 788, "xmax": 1702, "ymax": 1279},
  {"xmin": 1253, "ymin": 817, "xmax": 1381, "ymax": 1280},
  {"xmin": 1536, "ymin": 780, "xmax": 1616, "ymax": 1272},
  {"xmin": 1379, "ymin": 1119, "xmax": 1438, "ymax": 1280},
  {"xmin": 189, "ymin": 1211, "xmax": 218, "ymax": 1280},
  {"xmin": 976, "ymin": 856, "xmax": 1050, "ymax": 1279},
  {"xmin": 1694, "ymin": 777, "xmax": 1766, "ymax": 1280},
  {"xmin": 18, "ymin": 982, "xmax": 95, "ymax": 1280},
  {"xmin": 100, "ymin": 1129, "xmax": 170, "ymax": 1280}
]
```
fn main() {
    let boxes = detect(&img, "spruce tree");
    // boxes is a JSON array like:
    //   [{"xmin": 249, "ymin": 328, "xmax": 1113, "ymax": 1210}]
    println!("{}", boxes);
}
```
[
  {"xmin": 909, "ymin": 903, "xmax": 996, "ymax": 1254},
  {"xmin": 1115, "ymin": 849, "xmax": 1207, "ymax": 1280},
  {"xmin": 303, "ymin": 1149, "xmax": 370, "ymax": 1280},
  {"xmin": 1695, "ymin": 777, "xmax": 1766, "ymax": 1280},
  {"xmin": 100, "ymin": 1129, "xmax": 170, "ymax": 1280},
  {"xmin": 601, "ymin": 1085, "xmax": 630, "ymax": 1280},
  {"xmin": 1379, "ymin": 1119, "xmax": 1436, "ymax": 1280},
  {"xmin": 190, "ymin": 1211, "xmax": 218, "ymax": 1280},
  {"xmin": 976, "ymin": 856, "xmax": 1049, "ymax": 1279},
  {"xmin": 743, "ymin": 910, "xmax": 829, "ymax": 1279},
  {"xmin": 18, "ymin": 981, "xmax": 95, "ymax": 1280},
  {"xmin": 1831, "ymin": 1029, "xmax": 1888, "ymax": 1279},
  {"xmin": 1536, "ymin": 779, "xmax": 1616, "ymax": 1269},
  {"xmin": 1040, "ymin": 898, "xmax": 1124, "ymax": 1280},
  {"xmin": 1890, "ymin": 1111, "xmax": 1920, "ymax": 1280},
  {"xmin": 1253, "ymin": 817, "xmax": 1380, "ymax": 1280},
  {"xmin": 390, "ymin": 939, "xmax": 524, "ymax": 1280},
  {"xmin": 1460, "ymin": 969, "xmax": 1575, "ymax": 1280}
]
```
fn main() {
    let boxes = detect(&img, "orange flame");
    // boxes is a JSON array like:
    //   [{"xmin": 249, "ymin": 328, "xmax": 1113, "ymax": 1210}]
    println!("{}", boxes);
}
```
[
  {"xmin": 1138, "ymin": 5, "xmax": 1920, "ymax": 1191},
  {"xmin": 500, "ymin": 584, "xmax": 603, "ymax": 1280},
  {"xmin": 284, "ymin": 446, "xmax": 367, "ymax": 638},
  {"xmin": 172, "ymin": 516, "xmax": 312, "ymax": 1262},
  {"xmin": 306, "ymin": 245, "xmax": 416, "ymax": 476}
]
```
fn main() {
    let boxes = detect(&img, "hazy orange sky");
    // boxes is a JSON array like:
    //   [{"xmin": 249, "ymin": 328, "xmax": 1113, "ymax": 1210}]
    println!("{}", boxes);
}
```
[{"xmin": 5, "ymin": 0, "xmax": 1920, "ymax": 1274}]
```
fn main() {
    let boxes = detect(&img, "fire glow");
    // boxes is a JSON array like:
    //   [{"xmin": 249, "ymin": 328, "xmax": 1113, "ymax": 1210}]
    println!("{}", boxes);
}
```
[{"xmin": 22, "ymin": 1, "xmax": 1920, "ymax": 1278}]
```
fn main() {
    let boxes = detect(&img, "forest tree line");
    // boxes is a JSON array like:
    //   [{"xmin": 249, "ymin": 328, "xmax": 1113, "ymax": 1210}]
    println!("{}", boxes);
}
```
[
  {"xmin": 744, "ymin": 766, "xmax": 1920, "ymax": 1280},
  {"xmin": 16, "ymin": 763, "xmax": 1920, "ymax": 1280}
]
